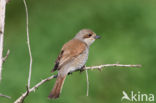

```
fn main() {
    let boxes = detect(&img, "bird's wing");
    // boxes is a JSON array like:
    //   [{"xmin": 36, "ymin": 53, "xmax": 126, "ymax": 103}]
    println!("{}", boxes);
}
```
[{"xmin": 51, "ymin": 39, "xmax": 87, "ymax": 72}]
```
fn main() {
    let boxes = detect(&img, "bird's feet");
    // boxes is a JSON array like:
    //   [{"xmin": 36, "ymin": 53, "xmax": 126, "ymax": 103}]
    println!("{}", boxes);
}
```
[
  {"xmin": 79, "ymin": 65, "xmax": 86, "ymax": 73},
  {"xmin": 68, "ymin": 71, "xmax": 73, "ymax": 75}
]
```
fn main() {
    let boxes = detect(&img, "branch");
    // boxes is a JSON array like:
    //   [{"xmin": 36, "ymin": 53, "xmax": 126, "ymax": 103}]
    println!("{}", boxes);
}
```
[
  {"xmin": 0, "ymin": 0, "xmax": 7, "ymax": 81},
  {"xmin": 0, "ymin": 93, "xmax": 11, "ymax": 99},
  {"xmin": 14, "ymin": 64, "xmax": 141, "ymax": 103},
  {"xmin": 84, "ymin": 64, "xmax": 142, "ymax": 70},
  {"xmin": 23, "ymin": 0, "xmax": 33, "ymax": 89},
  {"xmin": 85, "ymin": 70, "xmax": 89, "ymax": 96},
  {"xmin": 14, "ymin": 75, "xmax": 55, "ymax": 103},
  {"xmin": 2, "ymin": 49, "xmax": 10, "ymax": 62}
]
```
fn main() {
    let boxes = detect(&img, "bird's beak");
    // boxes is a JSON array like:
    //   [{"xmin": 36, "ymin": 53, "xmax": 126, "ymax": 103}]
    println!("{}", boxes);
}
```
[{"xmin": 94, "ymin": 35, "xmax": 101, "ymax": 39}]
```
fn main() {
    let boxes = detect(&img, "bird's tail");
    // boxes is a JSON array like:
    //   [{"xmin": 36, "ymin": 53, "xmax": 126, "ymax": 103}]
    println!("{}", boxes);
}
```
[{"xmin": 48, "ymin": 75, "xmax": 66, "ymax": 99}]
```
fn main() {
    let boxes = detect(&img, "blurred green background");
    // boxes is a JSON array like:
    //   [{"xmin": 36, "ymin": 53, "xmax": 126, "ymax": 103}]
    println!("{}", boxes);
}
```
[{"xmin": 0, "ymin": 0, "xmax": 156, "ymax": 103}]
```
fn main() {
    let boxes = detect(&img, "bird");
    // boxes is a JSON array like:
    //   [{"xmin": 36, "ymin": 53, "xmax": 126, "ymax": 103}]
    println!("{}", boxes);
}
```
[{"xmin": 48, "ymin": 29, "xmax": 101, "ymax": 99}]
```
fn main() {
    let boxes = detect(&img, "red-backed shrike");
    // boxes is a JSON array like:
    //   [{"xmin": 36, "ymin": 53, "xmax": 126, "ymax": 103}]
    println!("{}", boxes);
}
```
[{"xmin": 48, "ymin": 29, "xmax": 101, "ymax": 99}]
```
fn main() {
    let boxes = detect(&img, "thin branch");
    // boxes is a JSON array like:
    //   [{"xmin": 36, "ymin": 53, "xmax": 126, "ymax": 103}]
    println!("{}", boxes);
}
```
[
  {"xmin": 14, "ymin": 64, "xmax": 141, "ymax": 103},
  {"xmin": 23, "ymin": 0, "xmax": 33, "ymax": 89},
  {"xmin": 12, "ymin": 0, "xmax": 32, "ymax": 102},
  {"xmin": 2, "ymin": 49, "xmax": 10, "ymax": 62},
  {"xmin": 14, "ymin": 75, "xmax": 55, "ymax": 103},
  {"xmin": 85, "ymin": 70, "xmax": 89, "ymax": 96},
  {"xmin": 0, "ymin": 0, "xmax": 7, "ymax": 81},
  {"xmin": 0, "ymin": 93, "xmax": 11, "ymax": 99},
  {"xmin": 85, "ymin": 64, "xmax": 142, "ymax": 70}
]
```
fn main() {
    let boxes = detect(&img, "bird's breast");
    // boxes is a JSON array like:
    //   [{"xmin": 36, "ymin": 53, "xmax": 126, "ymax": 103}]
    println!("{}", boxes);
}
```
[
  {"xmin": 69, "ymin": 48, "xmax": 89, "ymax": 72},
  {"xmin": 58, "ymin": 48, "xmax": 89, "ymax": 77}
]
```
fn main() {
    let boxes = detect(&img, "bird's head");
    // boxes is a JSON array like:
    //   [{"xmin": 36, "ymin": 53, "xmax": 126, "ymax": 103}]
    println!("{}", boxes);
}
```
[{"xmin": 74, "ymin": 29, "xmax": 101, "ymax": 46}]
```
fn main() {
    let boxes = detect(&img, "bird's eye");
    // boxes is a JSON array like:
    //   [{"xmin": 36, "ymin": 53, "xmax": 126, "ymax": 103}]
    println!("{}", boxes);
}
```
[{"xmin": 88, "ymin": 34, "xmax": 92, "ymax": 37}]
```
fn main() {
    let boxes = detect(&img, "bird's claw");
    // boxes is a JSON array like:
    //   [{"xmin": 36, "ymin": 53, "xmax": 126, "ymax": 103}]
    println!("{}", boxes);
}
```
[
  {"xmin": 79, "ymin": 65, "xmax": 86, "ymax": 73},
  {"xmin": 68, "ymin": 72, "xmax": 72, "ymax": 75}
]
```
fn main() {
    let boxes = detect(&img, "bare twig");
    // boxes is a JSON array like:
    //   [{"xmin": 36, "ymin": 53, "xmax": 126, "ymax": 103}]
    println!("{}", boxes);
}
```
[
  {"xmin": 84, "ymin": 64, "xmax": 142, "ymax": 70},
  {"xmin": 23, "ymin": 0, "xmax": 32, "ymax": 89},
  {"xmin": 0, "ymin": 93, "xmax": 11, "ymax": 99},
  {"xmin": 14, "ymin": 0, "xmax": 32, "ymax": 102},
  {"xmin": 17, "ymin": 86, "xmax": 29, "ymax": 103},
  {"xmin": 14, "ymin": 75, "xmax": 55, "ymax": 103},
  {"xmin": 14, "ymin": 64, "xmax": 141, "ymax": 103},
  {"xmin": 85, "ymin": 70, "xmax": 89, "ymax": 96},
  {"xmin": 2, "ymin": 49, "xmax": 10, "ymax": 62},
  {"xmin": 0, "ymin": 0, "xmax": 7, "ymax": 81}
]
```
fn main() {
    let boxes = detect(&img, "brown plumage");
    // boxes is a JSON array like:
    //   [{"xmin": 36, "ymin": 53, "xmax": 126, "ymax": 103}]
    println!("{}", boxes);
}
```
[
  {"xmin": 48, "ymin": 76, "xmax": 66, "ymax": 98},
  {"xmin": 51, "ymin": 39, "xmax": 87, "ymax": 72},
  {"xmin": 48, "ymin": 29, "xmax": 100, "ymax": 99}
]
